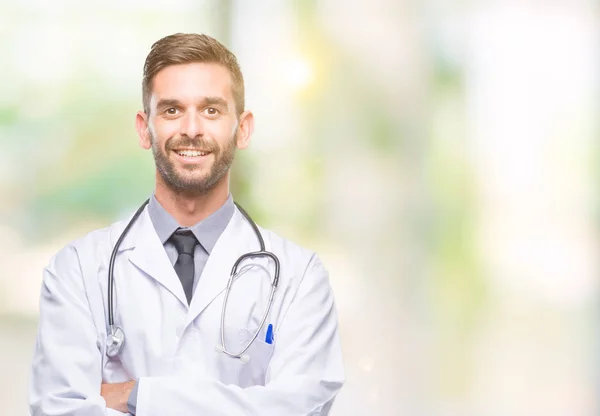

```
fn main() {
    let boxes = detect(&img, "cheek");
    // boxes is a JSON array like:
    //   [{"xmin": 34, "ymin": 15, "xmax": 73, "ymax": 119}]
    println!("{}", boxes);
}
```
[
  {"xmin": 206, "ymin": 120, "xmax": 237, "ymax": 143},
  {"xmin": 151, "ymin": 120, "xmax": 178, "ymax": 145}
]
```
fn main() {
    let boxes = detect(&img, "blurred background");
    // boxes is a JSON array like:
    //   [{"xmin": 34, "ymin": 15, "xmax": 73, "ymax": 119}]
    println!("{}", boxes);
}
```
[{"xmin": 1, "ymin": 0, "xmax": 599, "ymax": 415}]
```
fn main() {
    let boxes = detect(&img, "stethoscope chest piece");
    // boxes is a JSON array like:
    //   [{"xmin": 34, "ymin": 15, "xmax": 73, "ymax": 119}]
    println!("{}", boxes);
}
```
[{"xmin": 106, "ymin": 326, "xmax": 125, "ymax": 358}]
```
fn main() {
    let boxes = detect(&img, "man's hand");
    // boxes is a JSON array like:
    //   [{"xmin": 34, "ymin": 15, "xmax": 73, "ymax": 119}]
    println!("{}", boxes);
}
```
[{"xmin": 101, "ymin": 380, "xmax": 136, "ymax": 413}]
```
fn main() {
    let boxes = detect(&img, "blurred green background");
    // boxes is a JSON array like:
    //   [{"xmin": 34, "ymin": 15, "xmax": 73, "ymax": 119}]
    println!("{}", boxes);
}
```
[{"xmin": 1, "ymin": 1, "xmax": 599, "ymax": 415}]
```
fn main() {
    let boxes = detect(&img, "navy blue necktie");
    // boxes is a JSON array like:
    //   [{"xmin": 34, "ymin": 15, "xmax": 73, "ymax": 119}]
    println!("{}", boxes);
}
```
[{"xmin": 169, "ymin": 229, "xmax": 198, "ymax": 305}]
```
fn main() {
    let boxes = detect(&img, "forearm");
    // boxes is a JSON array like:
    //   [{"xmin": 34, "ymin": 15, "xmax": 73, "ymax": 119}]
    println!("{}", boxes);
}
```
[
  {"xmin": 29, "ymin": 393, "xmax": 128, "ymax": 416},
  {"xmin": 135, "ymin": 374, "xmax": 342, "ymax": 416},
  {"xmin": 30, "ymin": 354, "xmax": 131, "ymax": 416}
]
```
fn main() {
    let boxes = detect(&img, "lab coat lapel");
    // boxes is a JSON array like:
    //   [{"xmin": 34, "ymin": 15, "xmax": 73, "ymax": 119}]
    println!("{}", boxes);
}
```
[
  {"xmin": 127, "ymin": 209, "xmax": 189, "ymax": 308},
  {"xmin": 186, "ymin": 209, "xmax": 253, "ymax": 327}
]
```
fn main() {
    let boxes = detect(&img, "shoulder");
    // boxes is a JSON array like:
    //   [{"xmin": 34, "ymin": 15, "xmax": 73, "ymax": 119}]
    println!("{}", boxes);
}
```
[
  {"xmin": 258, "ymin": 225, "xmax": 314, "ymax": 261},
  {"xmin": 254, "ymin": 226, "xmax": 336, "ymax": 326},
  {"xmin": 255, "ymin": 224, "xmax": 329, "ymax": 283},
  {"xmin": 46, "ymin": 216, "xmax": 130, "ymax": 272}
]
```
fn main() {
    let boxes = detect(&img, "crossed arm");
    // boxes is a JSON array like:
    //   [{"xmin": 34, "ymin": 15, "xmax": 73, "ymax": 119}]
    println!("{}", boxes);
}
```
[{"xmin": 30, "ymin": 247, "xmax": 344, "ymax": 416}]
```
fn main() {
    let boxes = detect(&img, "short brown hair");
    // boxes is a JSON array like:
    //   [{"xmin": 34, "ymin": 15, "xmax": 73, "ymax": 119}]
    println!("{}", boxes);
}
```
[{"xmin": 142, "ymin": 33, "xmax": 245, "ymax": 116}]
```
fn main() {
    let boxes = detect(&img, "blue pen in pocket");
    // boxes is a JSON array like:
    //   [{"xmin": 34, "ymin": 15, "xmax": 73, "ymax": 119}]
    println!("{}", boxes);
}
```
[{"xmin": 265, "ymin": 324, "xmax": 274, "ymax": 344}]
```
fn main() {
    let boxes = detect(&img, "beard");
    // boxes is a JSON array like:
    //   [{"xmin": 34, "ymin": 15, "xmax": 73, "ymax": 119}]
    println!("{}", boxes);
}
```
[{"xmin": 150, "ymin": 131, "xmax": 237, "ymax": 195}]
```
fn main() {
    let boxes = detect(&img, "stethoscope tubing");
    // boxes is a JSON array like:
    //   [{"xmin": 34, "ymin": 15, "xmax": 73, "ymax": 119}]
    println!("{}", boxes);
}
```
[
  {"xmin": 106, "ymin": 198, "xmax": 279, "ymax": 360},
  {"xmin": 108, "ymin": 199, "xmax": 149, "ymax": 327}
]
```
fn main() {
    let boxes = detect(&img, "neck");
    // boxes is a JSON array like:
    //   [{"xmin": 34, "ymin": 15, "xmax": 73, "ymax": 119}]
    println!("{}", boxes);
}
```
[{"xmin": 154, "ymin": 173, "xmax": 230, "ymax": 227}]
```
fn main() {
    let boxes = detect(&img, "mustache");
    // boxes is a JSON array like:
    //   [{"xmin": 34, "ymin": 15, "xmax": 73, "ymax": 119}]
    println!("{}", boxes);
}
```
[{"xmin": 165, "ymin": 136, "xmax": 218, "ymax": 152}]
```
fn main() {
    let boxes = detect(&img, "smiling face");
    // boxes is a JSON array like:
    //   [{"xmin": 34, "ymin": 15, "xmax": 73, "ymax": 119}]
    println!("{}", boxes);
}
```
[{"xmin": 136, "ymin": 62, "xmax": 253, "ymax": 196}]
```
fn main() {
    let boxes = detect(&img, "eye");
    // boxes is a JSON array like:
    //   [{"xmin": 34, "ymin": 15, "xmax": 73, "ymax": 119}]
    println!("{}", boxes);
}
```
[
  {"xmin": 205, "ymin": 107, "xmax": 219, "ymax": 116},
  {"xmin": 165, "ymin": 107, "xmax": 180, "ymax": 116}
]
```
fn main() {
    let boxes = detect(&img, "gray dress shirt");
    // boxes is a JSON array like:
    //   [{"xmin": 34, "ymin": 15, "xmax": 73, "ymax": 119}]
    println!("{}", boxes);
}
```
[{"xmin": 126, "ymin": 194, "xmax": 234, "ymax": 414}]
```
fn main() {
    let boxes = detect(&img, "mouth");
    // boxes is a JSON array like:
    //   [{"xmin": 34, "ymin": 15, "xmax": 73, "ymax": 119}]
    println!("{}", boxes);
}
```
[{"xmin": 171, "ymin": 148, "xmax": 212, "ymax": 163}]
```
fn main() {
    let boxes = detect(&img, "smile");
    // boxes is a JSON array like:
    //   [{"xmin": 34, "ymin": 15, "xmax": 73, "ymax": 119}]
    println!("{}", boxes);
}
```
[{"xmin": 174, "ymin": 149, "xmax": 210, "ymax": 157}]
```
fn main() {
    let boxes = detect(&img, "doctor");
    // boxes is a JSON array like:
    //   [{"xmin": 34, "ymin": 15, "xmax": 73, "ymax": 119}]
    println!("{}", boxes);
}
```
[{"xmin": 29, "ymin": 33, "xmax": 344, "ymax": 415}]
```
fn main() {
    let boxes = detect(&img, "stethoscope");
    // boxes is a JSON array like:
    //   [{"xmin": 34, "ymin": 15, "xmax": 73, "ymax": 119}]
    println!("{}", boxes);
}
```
[{"xmin": 105, "ymin": 198, "xmax": 280, "ymax": 362}]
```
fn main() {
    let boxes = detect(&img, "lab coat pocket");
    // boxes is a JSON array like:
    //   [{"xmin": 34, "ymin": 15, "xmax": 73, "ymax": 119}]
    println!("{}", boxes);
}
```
[
  {"xmin": 218, "ymin": 327, "xmax": 275, "ymax": 388},
  {"xmin": 238, "ymin": 327, "xmax": 276, "ymax": 387}
]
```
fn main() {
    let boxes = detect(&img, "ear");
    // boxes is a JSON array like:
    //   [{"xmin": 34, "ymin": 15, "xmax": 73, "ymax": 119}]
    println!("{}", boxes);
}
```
[
  {"xmin": 235, "ymin": 110, "xmax": 254, "ymax": 150},
  {"xmin": 136, "ymin": 111, "xmax": 151, "ymax": 150}
]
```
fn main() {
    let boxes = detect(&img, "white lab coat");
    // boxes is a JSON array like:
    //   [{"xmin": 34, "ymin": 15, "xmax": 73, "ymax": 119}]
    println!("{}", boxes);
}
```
[{"xmin": 28, "ymin": 206, "xmax": 344, "ymax": 416}]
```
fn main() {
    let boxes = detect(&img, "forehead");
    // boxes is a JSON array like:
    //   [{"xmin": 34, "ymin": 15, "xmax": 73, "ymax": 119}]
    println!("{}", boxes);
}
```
[{"xmin": 150, "ymin": 62, "xmax": 234, "ymax": 106}]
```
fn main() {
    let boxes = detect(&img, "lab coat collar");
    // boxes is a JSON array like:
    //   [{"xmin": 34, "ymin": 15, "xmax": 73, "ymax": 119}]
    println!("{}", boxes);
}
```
[
  {"xmin": 125, "ymin": 207, "xmax": 190, "ymax": 308},
  {"xmin": 111, "ymin": 203, "xmax": 149, "ymax": 253}
]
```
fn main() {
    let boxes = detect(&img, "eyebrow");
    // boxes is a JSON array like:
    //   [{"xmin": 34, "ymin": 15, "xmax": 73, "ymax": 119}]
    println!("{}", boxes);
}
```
[{"xmin": 156, "ymin": 97, "xmax": 229, "ymax": 111}]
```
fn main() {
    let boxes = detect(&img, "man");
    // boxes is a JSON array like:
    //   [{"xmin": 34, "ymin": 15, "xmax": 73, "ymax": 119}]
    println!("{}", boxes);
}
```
[{"xmin": 29, "ymin": 33, "xmax": 344, "ymax": 415}]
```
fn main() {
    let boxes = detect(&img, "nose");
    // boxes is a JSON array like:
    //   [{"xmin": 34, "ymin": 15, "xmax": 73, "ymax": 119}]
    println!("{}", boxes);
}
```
[{"xmin": 179, "ymin": 110, "xmax": 204, "ymax": 139}]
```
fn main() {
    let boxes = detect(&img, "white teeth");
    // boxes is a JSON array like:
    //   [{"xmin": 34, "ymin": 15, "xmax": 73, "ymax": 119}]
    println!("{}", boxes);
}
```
[{"xmin": 176, "ymin": 150, "xmax": 207, "ymax": 157}]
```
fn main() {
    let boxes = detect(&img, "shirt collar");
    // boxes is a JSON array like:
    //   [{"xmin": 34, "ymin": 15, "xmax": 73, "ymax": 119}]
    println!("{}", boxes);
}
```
[{"xmin": 148, "ymin": 193, "xmax": 235, "ymax": 254}]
